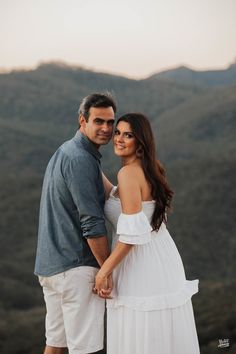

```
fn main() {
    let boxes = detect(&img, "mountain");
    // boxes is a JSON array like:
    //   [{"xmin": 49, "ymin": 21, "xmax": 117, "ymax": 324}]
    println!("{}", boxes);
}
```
[
  {"xmin": 149, "ymin": 63, "xmax": 236, "ymax": 88},
  {"xmin": 0, "ymin": 62, "xmax": 235, "ymax": 353},
  {"xmin": 154, "ymin": 85, "xmax": 236, "ymax": 279},
  {"xmin": 156, "ymin": 85, "xmax": 236, "ymax": 160},
  {"xmin": 0, "ymin": 62, "xmax": 204, "ymax": 123}
]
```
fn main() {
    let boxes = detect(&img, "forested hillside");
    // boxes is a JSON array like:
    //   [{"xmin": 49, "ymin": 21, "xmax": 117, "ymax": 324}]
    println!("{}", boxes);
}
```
[{"xmin": 0, "ymin": 62, "xmax": 235, "ymax": 353}]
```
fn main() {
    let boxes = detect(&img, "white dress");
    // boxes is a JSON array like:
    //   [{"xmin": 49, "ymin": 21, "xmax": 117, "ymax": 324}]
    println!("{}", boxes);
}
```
[{"xmin": 104, "ymin": 187, "xmax": 200, "ymax": 354}]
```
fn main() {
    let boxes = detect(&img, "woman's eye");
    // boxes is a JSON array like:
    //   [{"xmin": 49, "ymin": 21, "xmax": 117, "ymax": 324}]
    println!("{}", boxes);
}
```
[
  {"xmin": 114, "ymin": 130, "xmax": 119, "ymax": 135},
  {"xmin": 125, "ymin": 133, "xmax": 133, "ymax": 138}
]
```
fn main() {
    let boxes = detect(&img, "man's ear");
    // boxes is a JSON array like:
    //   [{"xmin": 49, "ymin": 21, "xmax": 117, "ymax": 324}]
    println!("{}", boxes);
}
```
[{"xmin": 79, "ymin": 114, "xmax": 87, "ymax": 127}]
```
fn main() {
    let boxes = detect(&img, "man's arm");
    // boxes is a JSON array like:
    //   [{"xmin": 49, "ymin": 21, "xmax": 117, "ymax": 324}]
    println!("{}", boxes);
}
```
[
  {"xmin": 87, "ymin": 236, "xmax": 109, "ymax": 267},
  {"xmin": 65, "ymin": 154, "xmax": 109, "ymax": 265}
]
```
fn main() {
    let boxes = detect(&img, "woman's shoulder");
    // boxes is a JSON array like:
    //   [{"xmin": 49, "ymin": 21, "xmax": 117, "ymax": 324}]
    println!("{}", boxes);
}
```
[
  {"xmin": 117, "ymin": 165, "xmax": 144, "ymax": 206},
  {"xmin": 117, "ymin": 165, "xmax": 143, "ymax": 213},
  {"xmin": 118, "ymin": 164, "xmax": 153, "ymax": 202},
  {"xmin": 118, "ymin": 164, "xmax": 143, "ymax": 181}
]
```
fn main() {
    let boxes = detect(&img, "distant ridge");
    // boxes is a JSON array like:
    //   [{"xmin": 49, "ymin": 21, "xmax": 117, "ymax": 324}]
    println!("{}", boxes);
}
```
[
  {"xmin": 148, "ymin": 63, "xmax": 236, "ymax": 87},
  {"xmin": 1, "ymin": 59, "xmax": 236, "ymax": 83}
]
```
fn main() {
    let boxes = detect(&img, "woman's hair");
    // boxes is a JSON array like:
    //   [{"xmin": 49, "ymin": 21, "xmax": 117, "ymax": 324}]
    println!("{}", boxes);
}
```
[{"xmin": 116, "ymin": 113, "xmax": 174, "ymax": 231}]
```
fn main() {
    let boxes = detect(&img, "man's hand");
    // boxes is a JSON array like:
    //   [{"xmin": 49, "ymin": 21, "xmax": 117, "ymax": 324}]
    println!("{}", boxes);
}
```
[{"xmin": 94, "ymin": 271, "xmax": 113, "ymax": 299}]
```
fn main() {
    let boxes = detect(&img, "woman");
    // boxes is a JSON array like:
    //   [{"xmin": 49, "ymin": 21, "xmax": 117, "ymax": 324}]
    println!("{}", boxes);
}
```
[{"xmin": 95, "ymin": 113, "xmax": 200, "ymax": 354}]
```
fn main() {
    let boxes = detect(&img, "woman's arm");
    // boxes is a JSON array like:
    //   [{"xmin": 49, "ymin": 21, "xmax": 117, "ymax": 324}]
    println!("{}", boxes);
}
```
[
  {"xmin": 102, "ymin": 172, "xmax": 114, "ymax": 200},
  {"xmin": 95, "ymin": 241, "xmax": 132, "ymax": 297},
  {"xmin": 95, "ymin": 166, "xmax": 142, "ymax": 296}
]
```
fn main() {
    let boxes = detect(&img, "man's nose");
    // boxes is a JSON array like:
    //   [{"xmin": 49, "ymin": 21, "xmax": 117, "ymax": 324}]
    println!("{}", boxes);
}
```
[{"xmin": 101, "ymin": 123, "xmax": 111, "ymax": 132}]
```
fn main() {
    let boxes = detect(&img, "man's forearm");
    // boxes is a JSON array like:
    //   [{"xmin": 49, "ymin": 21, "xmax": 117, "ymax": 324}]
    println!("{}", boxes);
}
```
[{"xmin": 87, "ymin": 236, "xmax": 110, "ymax": 266}]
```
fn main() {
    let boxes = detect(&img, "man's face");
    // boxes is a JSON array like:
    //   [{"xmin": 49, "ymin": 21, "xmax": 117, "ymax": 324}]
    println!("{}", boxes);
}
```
[{"xmin": 80, "ymin": 106, "xmax": 115, "ymax": 147}]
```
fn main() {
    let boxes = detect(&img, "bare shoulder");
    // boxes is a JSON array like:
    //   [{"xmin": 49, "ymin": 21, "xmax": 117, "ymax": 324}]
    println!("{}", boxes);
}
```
[
  {"xmin": 118, "ymin": 164, "xmax": 152, "ymax": 202},
  {"xmin": 117, "ymin": 165, "xmax": 143, "ymax": 214},
  {"xmin": 117, "ymin": 164, "xmax": 143, "ymax": 182}
]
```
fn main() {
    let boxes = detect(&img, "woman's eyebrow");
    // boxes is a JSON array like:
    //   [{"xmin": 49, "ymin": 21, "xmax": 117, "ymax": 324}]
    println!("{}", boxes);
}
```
[{"xmin": 115, "ymin": 128, "xmax": 133, "ymax": 132}]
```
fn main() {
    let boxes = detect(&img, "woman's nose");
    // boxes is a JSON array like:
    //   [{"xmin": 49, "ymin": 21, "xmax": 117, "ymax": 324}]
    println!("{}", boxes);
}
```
[{"xmin": 115, "ymin": 134, "xmax": 124, "ymax": 142}]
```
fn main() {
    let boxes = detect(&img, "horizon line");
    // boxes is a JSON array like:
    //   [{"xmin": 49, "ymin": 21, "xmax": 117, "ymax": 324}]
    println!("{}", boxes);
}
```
[{"xmin": 0, "ymin": 59, "xmax": 235, "ymax": 79}]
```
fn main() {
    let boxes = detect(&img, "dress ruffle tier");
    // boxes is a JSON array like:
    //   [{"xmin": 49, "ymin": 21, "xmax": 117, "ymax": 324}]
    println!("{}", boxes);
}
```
[
  {"xmin": 107, "ymin": 279, "xmax": 199, "ymax": 311},
  {"xmin": 117, "ymin": 210, "xmax": 152, "ymax": 245}
]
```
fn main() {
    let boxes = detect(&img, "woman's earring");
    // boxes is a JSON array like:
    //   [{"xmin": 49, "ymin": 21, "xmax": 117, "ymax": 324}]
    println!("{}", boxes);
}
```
[{"xmin": 136, "ymin": 146, "xmax": 144, "ymax": 158}]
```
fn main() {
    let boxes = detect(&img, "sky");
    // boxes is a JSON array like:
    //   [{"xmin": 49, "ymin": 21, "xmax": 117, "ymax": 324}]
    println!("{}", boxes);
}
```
[{"xmin": 0, "ymin": 0, "xmax": 236, "ymax": 78}]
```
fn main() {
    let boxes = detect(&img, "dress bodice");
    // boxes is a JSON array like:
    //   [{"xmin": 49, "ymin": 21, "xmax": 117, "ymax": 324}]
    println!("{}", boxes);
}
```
[{"xmin": 104, "ymin": 186, "xmax": 155, "ymax": 230}]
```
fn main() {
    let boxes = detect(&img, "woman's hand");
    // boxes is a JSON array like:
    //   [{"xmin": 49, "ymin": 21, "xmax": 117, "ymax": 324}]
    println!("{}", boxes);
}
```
[{"xmin": 94, "ymin": 270, "xmax": 113, "ymax": 299}]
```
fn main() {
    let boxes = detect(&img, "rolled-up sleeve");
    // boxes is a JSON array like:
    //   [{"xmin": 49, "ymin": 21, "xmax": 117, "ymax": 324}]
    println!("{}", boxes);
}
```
[{"xmin": 64, "ymin": 154, "xmax": 107, "ymax": 238}]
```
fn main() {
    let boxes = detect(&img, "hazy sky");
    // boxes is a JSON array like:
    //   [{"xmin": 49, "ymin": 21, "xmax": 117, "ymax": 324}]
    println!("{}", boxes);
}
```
[{"xmin": 0, "ymin": 0, "xmax": 236, "ymax": 78}]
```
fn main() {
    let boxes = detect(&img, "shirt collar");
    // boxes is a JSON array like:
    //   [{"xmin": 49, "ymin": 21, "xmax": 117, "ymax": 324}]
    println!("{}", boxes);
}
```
[{"xmin": 74, "ymin": 130, "xmax": 102, "ymax": 161}]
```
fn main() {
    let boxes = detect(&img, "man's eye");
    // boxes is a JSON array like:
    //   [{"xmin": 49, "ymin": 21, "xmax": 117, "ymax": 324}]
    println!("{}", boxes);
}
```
[{"xmin": 95, "ymin": 119, "xmax": 103, "ymax": 125}]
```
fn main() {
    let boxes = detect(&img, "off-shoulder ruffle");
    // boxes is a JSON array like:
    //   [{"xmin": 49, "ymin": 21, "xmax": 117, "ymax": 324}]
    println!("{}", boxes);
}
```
[
  {"xmin": 107, "ymin": 279, "xmax": 199, "ymax": 311},
  {"xmin": 117, "ymin": 211, "xmax": 152, "ymax": 245}
]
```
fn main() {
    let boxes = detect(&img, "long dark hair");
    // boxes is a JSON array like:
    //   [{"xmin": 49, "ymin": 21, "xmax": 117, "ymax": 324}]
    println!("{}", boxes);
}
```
[{"xmin": 116, "ymin": 113, "xmax": 174, "ymax": 231}]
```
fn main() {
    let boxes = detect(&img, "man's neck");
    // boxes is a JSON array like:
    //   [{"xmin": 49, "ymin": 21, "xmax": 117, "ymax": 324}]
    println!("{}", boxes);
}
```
[{"xmin": 79, "ymin": 129, "xmax": 100, "ymax": 149}]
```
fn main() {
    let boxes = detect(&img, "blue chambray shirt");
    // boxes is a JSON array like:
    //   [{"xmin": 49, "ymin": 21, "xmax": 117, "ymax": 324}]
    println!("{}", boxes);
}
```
[{"xmin": 34, "ymin": 131, "xmax": 107, "ymax": 276}]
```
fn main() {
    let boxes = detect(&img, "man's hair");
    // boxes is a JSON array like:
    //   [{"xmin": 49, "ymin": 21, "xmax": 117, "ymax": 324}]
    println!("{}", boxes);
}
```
[{"xmin": 78, "ymin": 92, "xmax": 117, "ymax": 121}]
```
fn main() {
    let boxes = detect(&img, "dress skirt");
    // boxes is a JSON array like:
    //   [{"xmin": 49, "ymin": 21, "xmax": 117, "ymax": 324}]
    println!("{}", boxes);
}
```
[{"xmin": 107, "ymin": 300, "xmax": 199, "ymax": 354}]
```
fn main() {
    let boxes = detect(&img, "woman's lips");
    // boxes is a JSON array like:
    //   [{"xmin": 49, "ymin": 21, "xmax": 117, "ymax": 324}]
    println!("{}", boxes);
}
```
[{"xmin": 115, "ymin": 143, "xmax": 125, "ymax": 149}]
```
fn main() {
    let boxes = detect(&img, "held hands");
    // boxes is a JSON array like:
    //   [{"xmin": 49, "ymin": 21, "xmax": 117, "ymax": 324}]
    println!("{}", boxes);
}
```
[{"xmin": 93, "ymin": 270, "xmax": 113, "ymax": 299}]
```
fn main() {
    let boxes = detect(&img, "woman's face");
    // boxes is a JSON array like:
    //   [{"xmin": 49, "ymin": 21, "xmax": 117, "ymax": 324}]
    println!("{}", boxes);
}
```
[{"xmin": 113, "ymin": 121, "xmax": 138, "ymax": 157}]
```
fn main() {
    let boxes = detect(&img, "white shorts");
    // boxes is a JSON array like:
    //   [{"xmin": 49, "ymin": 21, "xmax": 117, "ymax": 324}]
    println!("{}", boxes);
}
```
[{"xmin": 38, "ymin": 266, "xmax": 105, "ymax": 354}]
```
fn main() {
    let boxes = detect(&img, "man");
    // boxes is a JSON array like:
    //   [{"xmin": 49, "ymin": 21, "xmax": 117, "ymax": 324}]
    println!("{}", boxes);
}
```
[{"xmin": 34, "ymin": 93, "xmax": 116, "ymax": 354}]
